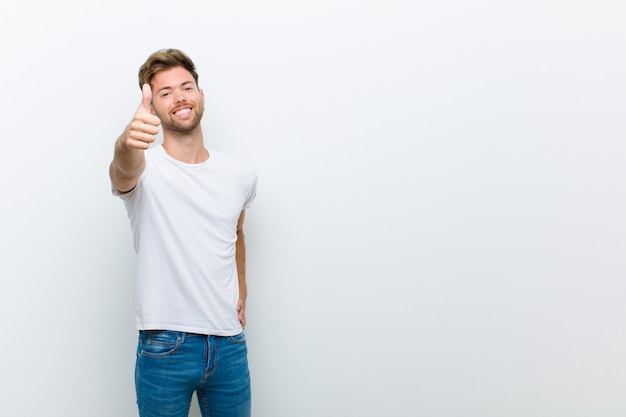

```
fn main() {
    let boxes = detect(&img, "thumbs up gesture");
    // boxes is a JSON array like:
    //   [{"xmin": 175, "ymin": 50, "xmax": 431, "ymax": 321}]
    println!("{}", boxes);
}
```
[{"xmin": 124, "ymin": 84, "xmax": 161, "ymax": 150}]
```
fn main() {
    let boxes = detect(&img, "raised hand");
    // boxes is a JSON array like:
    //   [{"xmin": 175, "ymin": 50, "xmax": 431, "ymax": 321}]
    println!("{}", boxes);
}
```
[
  {"xmin": 124, "ymin": 83, "xmax": 161, "ymax": 150},
  {"xmin": 110, "ymin": 84, "xmax": 161, "ymax": 192}
]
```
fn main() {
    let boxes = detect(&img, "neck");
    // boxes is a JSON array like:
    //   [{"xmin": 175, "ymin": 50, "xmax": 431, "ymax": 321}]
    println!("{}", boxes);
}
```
[{"xmin": 162, "ymin": 128, "xmax": 209, "ymax": 164}]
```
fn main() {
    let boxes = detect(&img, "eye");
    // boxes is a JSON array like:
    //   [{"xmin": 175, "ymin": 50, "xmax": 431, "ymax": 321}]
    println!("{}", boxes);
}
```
[
  {"xmin": 161, "ymin": 92, "xmax": 170, "ymax": 97},
  {"xmin": 184, "ymin": 86, "xmax": 192, "ymax": 91}
]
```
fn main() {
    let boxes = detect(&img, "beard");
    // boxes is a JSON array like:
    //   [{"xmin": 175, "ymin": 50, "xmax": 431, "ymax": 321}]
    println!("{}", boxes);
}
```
[{"xmin": 157, "ymin": 102, "xmax": 205, "ymax": 133}]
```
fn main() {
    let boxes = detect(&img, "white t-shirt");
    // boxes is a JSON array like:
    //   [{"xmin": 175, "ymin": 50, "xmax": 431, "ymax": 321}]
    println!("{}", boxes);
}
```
[{"xmin": 114, "ymin": 145, "xmax": 257, "ymax": 336}]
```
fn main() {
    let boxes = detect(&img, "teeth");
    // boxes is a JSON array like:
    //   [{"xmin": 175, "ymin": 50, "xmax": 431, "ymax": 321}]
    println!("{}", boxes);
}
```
[{"xmin": 175, "ymin": 108, "xmax": 191, "ymax": 116}]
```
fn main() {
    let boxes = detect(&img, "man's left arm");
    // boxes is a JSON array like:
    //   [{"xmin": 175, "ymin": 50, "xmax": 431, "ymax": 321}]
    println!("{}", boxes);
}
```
[{"xmin": 236, "ymin": 210, "xmax": 247, "ymax": 328}]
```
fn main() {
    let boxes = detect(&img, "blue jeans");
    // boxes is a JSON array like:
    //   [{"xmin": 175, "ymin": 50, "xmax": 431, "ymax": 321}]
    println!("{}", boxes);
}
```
[{"xmin": 135, "ymin": 330, "xmax": 251, "ymax": 417}]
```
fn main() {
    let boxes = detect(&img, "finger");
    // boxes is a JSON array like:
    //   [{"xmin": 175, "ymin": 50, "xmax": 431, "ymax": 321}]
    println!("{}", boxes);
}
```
[
  {"xmin": 126, "ymin": 138, "xmax": 151, "ymax": 150},
  {"xmin": 139, "ymin": 83, "xmax": 152, "ymax": 113},
  {"xmin": 134, "ymin": 113, "xmax": 161, "ymax": 130},
  {"xmin": 129, "ymin": 129, "xmax": 157, "ymax": 143},
  {"xmin": 131, "ymin": 117, "xmax": 160, "ymax": 134}
]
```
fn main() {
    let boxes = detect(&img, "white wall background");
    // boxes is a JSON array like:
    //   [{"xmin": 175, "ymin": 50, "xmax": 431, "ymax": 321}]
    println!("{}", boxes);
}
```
[{"xmin": 1, "ymin": 1, "xmax": 625, "ymax": 416}]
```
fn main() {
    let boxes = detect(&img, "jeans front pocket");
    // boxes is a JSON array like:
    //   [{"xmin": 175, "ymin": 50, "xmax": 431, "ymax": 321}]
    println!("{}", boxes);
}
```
[
  {"xmin": 139, "ymin": 330, "xmax": 182, "ymax": 358},
  {"xmin": 229, "ymin": 332, "xmax": 247, "ymax": 344}
]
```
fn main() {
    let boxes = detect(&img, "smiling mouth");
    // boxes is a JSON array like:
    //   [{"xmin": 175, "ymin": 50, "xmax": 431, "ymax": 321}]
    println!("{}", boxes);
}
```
[{"xmin": 174, "ymin": 108, "xmax": 191, "ymax": 116}]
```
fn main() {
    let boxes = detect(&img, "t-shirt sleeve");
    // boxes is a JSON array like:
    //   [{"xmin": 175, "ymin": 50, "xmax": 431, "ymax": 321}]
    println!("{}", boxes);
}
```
[{"xmin": 244, "ymin": 171, "xmax": 257, "ymax": 209}]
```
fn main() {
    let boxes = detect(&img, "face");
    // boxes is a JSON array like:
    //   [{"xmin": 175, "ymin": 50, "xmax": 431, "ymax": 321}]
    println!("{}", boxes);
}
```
[{"xmin": 150, "ymin": 66, "xmax": 205, "ymax": 133}]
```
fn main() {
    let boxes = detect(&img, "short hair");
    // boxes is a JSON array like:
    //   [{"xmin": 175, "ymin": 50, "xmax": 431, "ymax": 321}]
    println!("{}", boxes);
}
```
[{"xmin": 138, "ymin": 48, "xmax": 199, "ymax": 89}]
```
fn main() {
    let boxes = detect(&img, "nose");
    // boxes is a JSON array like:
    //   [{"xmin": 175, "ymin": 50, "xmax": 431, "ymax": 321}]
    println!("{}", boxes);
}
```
[{"xmin": 175, "ymin": 94, "xmax": 186, "ymax": 104}]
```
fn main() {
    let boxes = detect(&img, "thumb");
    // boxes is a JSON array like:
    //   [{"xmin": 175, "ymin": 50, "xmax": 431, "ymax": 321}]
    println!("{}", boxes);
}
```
[{"xmin": 138, "ymin": 83, "xmax": 152, "ymax": 113}]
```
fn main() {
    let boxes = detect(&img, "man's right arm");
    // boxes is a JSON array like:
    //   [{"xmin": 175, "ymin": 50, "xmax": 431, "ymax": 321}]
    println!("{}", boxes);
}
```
[{"xmin": 109, "ymin": 84, "xmax": 161, "ymax": 193}]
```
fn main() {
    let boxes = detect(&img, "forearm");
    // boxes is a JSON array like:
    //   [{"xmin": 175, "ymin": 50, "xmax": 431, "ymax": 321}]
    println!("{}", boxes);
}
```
[
  {"xmin": 236, "ymin": 229, "xmax": 247, "ymax": 303},
  {"xmin": 113, "ymin": 131, "xmax": 146, "ymax": 174},
  {"xmin": 235, "ymin": 210, "xmax": 248, "ymax": 327},
  {"xmin": 110, "ymin": 132, "xmax": 146, "ymax": 192}
]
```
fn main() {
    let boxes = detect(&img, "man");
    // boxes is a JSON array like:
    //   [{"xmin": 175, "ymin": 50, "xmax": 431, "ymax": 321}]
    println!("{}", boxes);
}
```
[{"xmin": 110, "ymin": 49, "xmax": 257, "ymax": 417}]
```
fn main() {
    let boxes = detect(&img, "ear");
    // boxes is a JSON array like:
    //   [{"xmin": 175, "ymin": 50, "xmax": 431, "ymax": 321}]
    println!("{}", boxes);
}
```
[{"xmin": 200, "ymin": 89, "xmax": 205, "ymax": 104}]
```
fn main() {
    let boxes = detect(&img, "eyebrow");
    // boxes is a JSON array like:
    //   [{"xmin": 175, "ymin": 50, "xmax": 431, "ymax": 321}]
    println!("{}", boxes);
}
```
[{"xmin": 156, "ymin": 81, "xmax": 195, "ymax": 94}]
